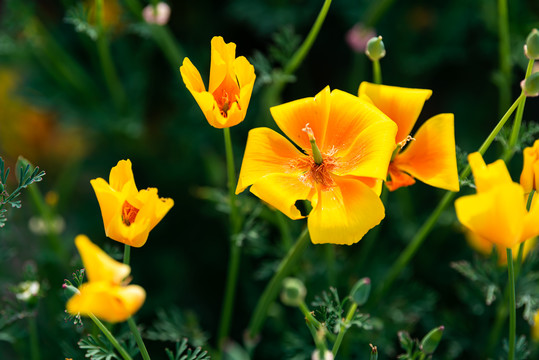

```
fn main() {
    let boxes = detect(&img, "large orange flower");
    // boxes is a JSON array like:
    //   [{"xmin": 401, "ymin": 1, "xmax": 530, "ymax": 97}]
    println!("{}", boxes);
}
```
[
  {"xmin": 236, "ymin": 87, "xmax": 398, "ymax": 245},
  {"xmin": 91, "ymin": 160, "xmax": 174, "ymax": 247},
  {"xmin": 180, "ymin": 36, "xmax": 256, "ymax": 128},
  {"xmin": 358, "ymin": 82, "xmax": 459, "ymax": 192}
]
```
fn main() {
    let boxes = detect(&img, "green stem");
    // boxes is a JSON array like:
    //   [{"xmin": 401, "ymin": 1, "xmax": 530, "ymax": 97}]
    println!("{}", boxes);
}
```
[
  {"xmin": 298, "ymin": 301, "xmax": 336, "ymax": 342},
  {"xmin": 486, "ymin": 297, "xmax": 508, "ymax": 356},
  {"xmin": 28, "ymin": 316, "xmax": 40, "ymax": 360},
  {"xmin": 363, "ymin": 0, "xmax": 397, "ymax": 28},
  {"xmin": 248, "ymin": 228, "xmax": 310, "ymax": 338},
  {"xmin": 332, "ymin": 302, "xmax": 358, "ymax": 356},
  {"xmin": 516, "ymin": 190, "xmax": 535, "ymax": 271},
  {"xmin": 372, "ymin": 60, "xmax": 382, "ymax": 84},
  {"xmin": 123, "ymin": 244, "xmax": 131, "ymax": 265},
  {"xmin": 89, "ymin": 314, "xmax": 133, "ymax": 360},
  {"xmin": 299, "ymin": 301, "xmax": 329, "ymax": 355},
  {"xmin": 128, "ymin": 317, "xmax": 151, "ymax": 360},
  {"xmin": 506, "ymin": 248, "xmax": 516, "ymax": 360},
  {"xmin": 497, "ymin": 0, "xmax": 512, "ymax": 114}
]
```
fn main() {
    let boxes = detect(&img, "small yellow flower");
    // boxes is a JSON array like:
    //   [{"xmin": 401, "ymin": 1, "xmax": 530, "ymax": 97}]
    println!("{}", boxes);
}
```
[
  {"xmin": 91, "ymin": 160, "xmax": 174, "ymax": 247},
  {"xmin": 66, "ymin": 235, "xmax": 146, "ymax": 323},
  {"xmin": 180, "ymin": 36, "xmax": 256, "ymax": 128},
  {"xmin": 520, "ymin": 139, "xmax": 539, "ymax": 193}
]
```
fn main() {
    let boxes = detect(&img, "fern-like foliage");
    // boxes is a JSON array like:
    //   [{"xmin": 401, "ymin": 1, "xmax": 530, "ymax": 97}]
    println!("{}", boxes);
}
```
[
  {"xmin": 64, "ymin": 4, "xmax": 98, "ymax": 40},
  {"xmin": 145, "ymin": 308, "xmax": 209, "ymax": 347},
  {"xmin": 78, "ymin": 335, "xmax": 119, "ymax": 360},
  {"xmin": 165, "ymin": 338, "xmax": 210, "ymax": 360}
]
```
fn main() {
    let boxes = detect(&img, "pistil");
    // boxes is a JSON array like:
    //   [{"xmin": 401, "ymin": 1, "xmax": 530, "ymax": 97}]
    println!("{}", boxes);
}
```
[{"xmin": 302, "ymin": 124, "xmax": 324, "ymax": 165}]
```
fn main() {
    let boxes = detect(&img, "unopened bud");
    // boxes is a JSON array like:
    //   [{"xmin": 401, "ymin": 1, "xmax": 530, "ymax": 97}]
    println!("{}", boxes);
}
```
[
  {"xmin": 521, "ymin": 72, "xmax": 539, "ymax": 97},
  {"xmin": 369, "ymin": 344, "xmax": 378, "ymax": 360},
  {"xmin": 365, "ymin": 36, "xmax": 386, "ymax": 61},
  {"xmin": 280, "ymin": 277, "xmax": 306, "ymax": 307},
  {"xmin": 525, "ymin": 29, "xmax": 539, "ymax": 60},
  {"xmin": 420, "ymin": 325, "xmax": 444, "ymax": 354},
  {"xmin": 350, "ymin": 277, "xmax": 371, "ymax": 306},
  {"xmin": 142, "ymin": 2, "xmax": 171, "ymax": 26},
  {"xmin": 311, "ymin": 349, "xmax": 333, "ymax": 360}
]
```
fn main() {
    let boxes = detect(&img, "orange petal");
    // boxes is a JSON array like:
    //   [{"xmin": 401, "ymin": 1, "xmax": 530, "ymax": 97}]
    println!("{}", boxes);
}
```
[
  {"xmin": 522, "ymin": 193, "xmax": 539, "ymax": 242},
  {"xmin": 386, "ymin": 162, "xmax": 416, "ymax": 191},
  {"xmin": 520, "ymin": 139, "xmax": 539, "ymax": 193},
  {"xmin": 307, "ymin": 177, "xmax": 385, "ymax": 245},
  {"xmin": 468, "ymin": 152, "xmax": 513, "ymax": 193},
  {"xmin": 358, "ymin": 82, "xmax": 432, "ymax": 144},
  {"xmin": 392, "ymin": 114, "xmax": 459, "ymax": 191},
  {"xmin": 105, "ymin": 212, "xmax": 152, "ymax": 247},
  {"xmin": 209, "ymin": 36, "xmax": 237, "ymax": 93}
]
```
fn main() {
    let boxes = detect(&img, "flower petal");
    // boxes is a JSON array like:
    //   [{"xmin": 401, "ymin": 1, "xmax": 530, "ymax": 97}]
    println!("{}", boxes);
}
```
[
  {"xmin": 134, "ymin": 188, "xmax": 174, "ymax": 231},
  {"xmin": 105, "ymin": 213, "xmax": 152, "ymax": 247},
  {"xmin": 522, "ymin": 193, "xmax": 539, "ymax": 242},
  {"xmin": 209, "ymin": 36, "xmax": 237, "ymax": 93},
  {"xmin": 468, "ymin": 152, "xmax": 513, "ymax": 193},
  {"xmin": 520, "ymin": 140, "xmax": 539, "ymax": 193},
  {"xmin": 307, "ymin": 177, "xmax": 385, "ymax": 245},
  {"xmin": 392, "ymin": 113, "xmax": 460, "ymax": 191},
  {"xmin": 358, "ymin": 82, "xmax": 432, "ymax": 144},
  {"xmin": 386, "ymin": 163, "xmax": 416, "ymax": 191},
  {"xmin": 109, "ymin": 159, "xmax": 137, "ymax": 193},
  {"xmin": 180, "ymin": 57, "xmax": 206, "ymax": 93},
  {"xmin": 91, "ymin": 178, "xmax": 123, "ymax": 230}
]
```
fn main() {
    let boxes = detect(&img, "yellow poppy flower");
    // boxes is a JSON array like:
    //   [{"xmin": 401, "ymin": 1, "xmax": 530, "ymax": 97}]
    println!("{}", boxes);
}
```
[
  {"xmin": 521, "ymin": 139, "xmax": 539, "ymax": 193},
  {"xmin": 455, "ymin": 153, "xmax": 539, "ymax": 249},
  {"xmin": 358, "ymin": 82, "xmax": 459, "ymax": 192},
  {"xmin": 236, "ymin": 86, "xmax": 398, "ymax": 245},
  {"xmin": 90, "ymin": 159, "xmax": 174, "ymax": 247},
  {"xmin": 66, "ymin": 235, "xmax": 146, "ymax": 323},
  {"xmin": 532, "ymin": 311, "xmax": 539, "ymax": 341},
  {"xmin": 180, "ymin": 36, "xmax": 256, "ymax": 128}
]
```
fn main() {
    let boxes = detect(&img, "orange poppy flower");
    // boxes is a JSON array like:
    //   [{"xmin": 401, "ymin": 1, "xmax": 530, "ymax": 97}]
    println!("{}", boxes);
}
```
[
  {"xmin": 180, "ymin": 36, "xmax": 256, "ymax": 128},
  {"xmin": 236, "ymin": 87, "xmax": 398, "ymax": 245},
  {"xmin": 66, "ymin": 235, "xmax": 146, "ymax": 323},
  {"xmin": 358, "ymin": 82, "xmax": 459, "ymax": 192},
  {"xmin": 90, "ymin": 160, "xmax": 174, "ymax": 247},
  {"xmin": 521, "ymin": 139, "xmax": 539, "ymax": 193}
]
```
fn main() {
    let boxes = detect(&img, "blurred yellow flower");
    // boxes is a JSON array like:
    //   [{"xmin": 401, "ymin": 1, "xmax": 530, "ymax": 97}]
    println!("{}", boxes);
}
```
[
  {"xmin": 91, "ymin": 160, "xmax": 174, "ymax": 247},
  {"xmin": 66, "ymin": 235, "xmax": 146, "ymax": 323},
  {"xmin": 465, "ymin": 229, "xmax": 536, "ymax": 266},
  {"xmin": 358, "ymin": 82, "xmax": 459, "ymax": 192},
  {"xmin": 236, "ymin": 87, "xmax": 397, "ymax": 245},
  {"xmin": 520, "ymin": 139, "xmax": 539, "ymax": 193},
  {"xmin": 532, "ymin": 311, "xmax": 539, "ymax": 341},
  {"xmin": 455, "ymin": 153, "xmax": 539, "ymax": 249},
  {"xmin": 180, "ymin": 36, "xmax": 256, "ymax": 128}
]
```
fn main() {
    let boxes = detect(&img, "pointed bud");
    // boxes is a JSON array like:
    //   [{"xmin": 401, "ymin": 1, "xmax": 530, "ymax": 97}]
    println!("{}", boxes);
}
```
[
  {"xmin": 350, "ymin": 277, "xmax": 371, "ymax": 306},
  {"xmin": 365, "ymin": 36, "xmax": 386, "ymax": 61},
  {"xmin": 281, "ymin": 277, "xmax": 306, "ymax": 307},
  {"xmin": 525, "ymin": 29, "xmax": 539, "ymax": 60},
  {"xmin": 420, "ymin": 325, "xmax": 444, "ymax": 354},
  {"xmin": 521, "ymin": 72, "xmax": 539, "ymax": 97}
]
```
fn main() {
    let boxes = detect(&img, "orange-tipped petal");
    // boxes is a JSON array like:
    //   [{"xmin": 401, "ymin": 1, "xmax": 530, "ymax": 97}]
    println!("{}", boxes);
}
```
[
  {"xmin": 386, "ymin": 163, "xmax": 416, "ymax": 191},
  {"xmin": 520, "ymin": 140, "xmax": 539, "ymax": 193},
  {"xmin": 392, "ymin": 114, "xmax": 460, "ymax": 192},
  {"xmin": 358, "ymin": 82, "xmax": 432, "ymax": 144},
  {"xmin": 307, "ymin": 177, "xmax": 385, "ymax": 245},
  {"xmin": 468, "ymin": 152, "xmax": 513, "ymax": 193}
]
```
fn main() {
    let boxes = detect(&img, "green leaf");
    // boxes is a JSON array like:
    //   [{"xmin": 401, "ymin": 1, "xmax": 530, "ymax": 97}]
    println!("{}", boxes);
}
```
[{"xmin": 78, "ymin": 334, "xmax": 119, "ymax": 360}]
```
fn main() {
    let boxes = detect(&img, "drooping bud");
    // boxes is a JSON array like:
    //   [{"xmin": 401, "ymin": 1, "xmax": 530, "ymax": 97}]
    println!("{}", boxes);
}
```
[
  {"xmin": 365, "ymin": 36, "xmax": 386, "ymax": 61},
  {"xmin": 525, "ymin": 28, "xmax": 539, "ymax": 60},
  {"xmin": 420, "ymin": 325, "xmax": 444, "ymax": 354},
  {"xmin": 521, "ymin": 72, "xmax": 539, "ymax": 97},
  {"xmin": 350, "ymin": 277, "xmax": 371, "ymax": 306},
  {"xmin": 280, "ymin": 277, "xmax": 307, "ymax": 307}
]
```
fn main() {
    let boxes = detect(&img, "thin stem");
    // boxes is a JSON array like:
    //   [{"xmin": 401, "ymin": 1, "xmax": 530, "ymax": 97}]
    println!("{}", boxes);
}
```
[
  {"xmin": 332, "ymin": 302, "xmax": 358, "ymax": 357},
  {"xmin": 28, "ymin": 316, "xmax": 40, "ymax": 360},
  {"xmin": 89, "ymin": 314, "xmax": 133, "ymax": 360},
  {"xmin": 123, "ymin": 245, "xmax": 131, "ymax": 265},
  {"xmin": 372, "ymin": 60, "xmax": 382, "ymax": 84},
  {"xmin": 497, "ymin": 0, "xmax": 512, "ymax": 114},
  {"xmin": 506, "ymin": 248, "xmax": 516, "ymax": 360},
  {"xmin": 248, "ymin": 228, "xmax": 310, "ymax": 338},
  {"xmin": 298, "ymin": 301, "xmax": 337, "ymax": 342},
  {"xmin": 128, "ymin": 317, "xmax": 151, "ymax": 360},
  {"xmin": 516, "ymin": 190, "xmax": 535, "ymax": 271}
]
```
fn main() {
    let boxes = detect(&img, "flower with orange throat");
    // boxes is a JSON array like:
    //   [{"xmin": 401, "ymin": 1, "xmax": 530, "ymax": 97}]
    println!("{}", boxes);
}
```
[
  {"xmin": 358, "ymin": 82, "xmax": 459, "ymax": 192},
  {"xmin": 90, "ymin": 160, "xmax": 174, "ymax": 247},
  {"xmin": 236, "ymin": 87, "xmax": 398, "ymax": 245},
  {"xmin": 521, "ymin": 139, "xmax": 539, "ymax": 193},
  {"xmin": 455, "ymin": 153, "xmax": 539, "ymax": 249},
  {"xmin": 180, "ymin": 36, "xmax": 256, "ymax": 128},
  {"xmin": 66, "ymin": 235, "xmax": 146, "ymax": 323}
]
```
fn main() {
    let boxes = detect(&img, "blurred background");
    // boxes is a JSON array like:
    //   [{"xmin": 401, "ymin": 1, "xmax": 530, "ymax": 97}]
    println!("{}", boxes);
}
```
[{"xmin": 1, "ymin": 0, "xmax": 539, "ymax": 359}]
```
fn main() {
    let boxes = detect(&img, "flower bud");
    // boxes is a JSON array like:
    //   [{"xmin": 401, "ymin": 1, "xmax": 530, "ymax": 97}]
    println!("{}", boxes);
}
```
[
  {"xmin": 521, "ymin": 72, "xmax": 539, "ymax": 97},
  {"xmin": 142, "ymin": 2, "xmax": 171, "ymax": 26},
  {"xmin": 350, "ymin": 277, "xmax": 371, "ymax": 306},
  {"xmin": 365, "ymin": 36, "xmax": 386, "ymax": 61},
  {"xmin": 420, "ymin": 325, "xmax": 444, "ymax": 354},
  {"xmin": 311, "ymin": 350, "xmax": 333, "ymax": 360},
  {"xmin": 280, "ymin": 277, "xmax": 306, "ymax": 307},
  {"xmin": 525, "ymin": 28, "xmax": 539, "ymax": 60}
]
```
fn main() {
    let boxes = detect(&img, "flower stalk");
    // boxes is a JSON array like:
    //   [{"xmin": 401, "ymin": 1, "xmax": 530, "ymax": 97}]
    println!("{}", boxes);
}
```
[
  {"xmin": 128, "ymin": 317, "xmax": 151, "ymax": 360},
  {"xmin": 332, "ymin": 302, "xmax": 358, "ymax": 356},
  {"xmin": 89, "ymin": 313, "xmax": 133, "ymax": 360},
  {"xmin": 507, "ymin": 247, "xmax": 516, "ymax": 360}
]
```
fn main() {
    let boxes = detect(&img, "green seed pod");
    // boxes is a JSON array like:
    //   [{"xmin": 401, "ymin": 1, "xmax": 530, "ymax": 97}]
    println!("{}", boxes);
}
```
[
  {"xmin": 365, "ymin": 36, "xmax": 386, "ymax": 61},
  {"xmin": 420, "ymin": 325, "xmax": 444, "ymax": 354},
  {"xmin": 522, "ymin": 72, "xmax": 539, "ymax": 97},
  {"xmin": 525, "ymin": 28, "xmax": 539, "ymax": 60},
  {"xmin": 280, "ymin": 277, "xmax": 306, "ymax": 307},
  {"xmin": 350, "ymin": 277, "xmax": 371, "ymax": 306}
]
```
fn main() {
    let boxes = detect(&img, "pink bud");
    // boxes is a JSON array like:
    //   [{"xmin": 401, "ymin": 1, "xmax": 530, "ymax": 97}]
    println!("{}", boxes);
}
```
[
  {"xmin": 142, "ymin": 2, "xmax": 171, "ymax": 26},
  {"xmin": 346, "ymin": 23, "xmax": 376, "ymax": 53}
]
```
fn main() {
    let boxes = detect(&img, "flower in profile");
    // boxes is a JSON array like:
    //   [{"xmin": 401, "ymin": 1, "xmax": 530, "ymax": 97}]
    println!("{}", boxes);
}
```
[
  {"xmin": 455, "ymin": 153, "xmax": 539, "ymax": 249},
  {"xmin": 66, "ymin": 235, "xmax": 146, "ymax": 323},
  {"xmin": 358, "ymin": 82, "xmax": 459, "ymax": 192},
  {"xmin": 180, "ymin": 36, "xmax": 256, "ymax": 128},
  {"xmin": 236, "ymin": 87, "xmax": 397, "ymax": 245},
  {"xmin": 521, "ymin": 139, "xmax": 539, "ymax": 193},
  {"xmin": 91, "ymin": 160, "xmax": 174, "ymax": 247}
]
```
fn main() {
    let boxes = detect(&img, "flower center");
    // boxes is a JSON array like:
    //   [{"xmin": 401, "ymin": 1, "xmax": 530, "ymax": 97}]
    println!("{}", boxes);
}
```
[
  {"xmin": 302, "ymin": 124, "xmax": 324, "ymax": 165},
  {"xmin": 213, "ymin": 74, "xmax": 241, "ymax": 118},
  {"xmin": 121, "ymin": 201, "xmax": 140, "ymax": 226}
]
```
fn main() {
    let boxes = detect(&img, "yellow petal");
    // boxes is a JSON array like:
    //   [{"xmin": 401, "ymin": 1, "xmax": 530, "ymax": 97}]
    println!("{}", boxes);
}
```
[
  {"xmin": 270, "ymin": 86, "xmax": 331, "ymax": 152},
  {"xmin": 307, "ymin": 177, "xmax": 385, "ymax": 245},
  {"xmin": 105, "ymin": 213, "xmax": 152, "ymax": 247},
  {"xmin": 522, "ymin": 193, "xmax": 539, "ymax": 242},
  {"xmin": 90, "ymin": 178, "xmax": 123, "ymax": 231},
  {"xmin": 392, "ymin": 113, "xmax": 460, "ymax": 191},
  {"xmin": 134, "ymin": 188, "xmax": 174, "ymax": 231},
  {"xmin": 236, "ymin": 127, "xmax": 308, "ymax": 193},
  {"xmin": 358, "ymin": 82, "xmax": 432, "ymax": 144},
  {"xmin": 455, "ymin": 183, "xmax": 526, "ymax": 249},
  {"xmin": 75, "ymin": 235, "xmax": 130, "ymax": 284},
  {"xmin": 520, "ymin": 140, "xmax": 539, "ymax": 193},
  {"xmin": 109, "ymin": 159, "xmax": 137, "ymax": 193},
  {"xmin": 66, "ymin": 282, "xmax": 145, "ymax": 323},
  {"xmin": 532, "ymin": 311, "xmax": 539, "ymax": 341},
  {"xmin": 468, "ymin": 152, "xmax": 513, "ymax": 193},
  {"xmin": 180, "ymin": 57, "xmax": 206, "ymax": 93},
  {"xmin": 209, "ymin": 36, "xmax": 236, "ymax": 93}
]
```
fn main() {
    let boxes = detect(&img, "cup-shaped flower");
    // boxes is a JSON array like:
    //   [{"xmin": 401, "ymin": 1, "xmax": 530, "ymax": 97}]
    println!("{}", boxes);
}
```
[
  {"xmin": 90, "ymin": 159, "xmax": 174, "ymax": 247},
  {"xmin": 358, "ymin": 82, "xmax": 459, "ymax": 192},
  {"xmin": 236, "ymin": 87, "xmax": 398, "ymax": 245},
  {"xmin": 455, "ymin": 153, "xmax": 539, "ymax": 249},
  {"xmin": 180, "ymin": 36, "xmax": 256, "ymax": 128},
  {"xmin": 521, "ymin": 139, "xmax": 539, "ymax": 193},
  {"xmin": 66, "ymin": 235, "xmax": 146, "ymax": 323}
]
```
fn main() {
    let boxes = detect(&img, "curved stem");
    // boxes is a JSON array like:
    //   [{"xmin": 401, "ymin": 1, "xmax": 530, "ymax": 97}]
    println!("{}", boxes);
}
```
[
  {"xmin": 506, "ymin": 248, "xmax": 516, "ymax": 360},
  {"xmin": 332, "ymin": 302, "xmax": 358, "ymax": 357},
  {"xmin": 89, "ymin": 314, "xmax": 133, "ymax": 360},
  {"xmin": 123, "ymin": 245, "xmax": 131, "ymax": 265},
  {"xmin": 248, "ymin": 228, "xmax": 310, "ymax": 338},
  {"xmin": 372, "ymin": 60, "xmax": 382, "ymax": 85},
  {"xmin": 128, "ymin": 317, "xmax": 151, "ymax": 360}
]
